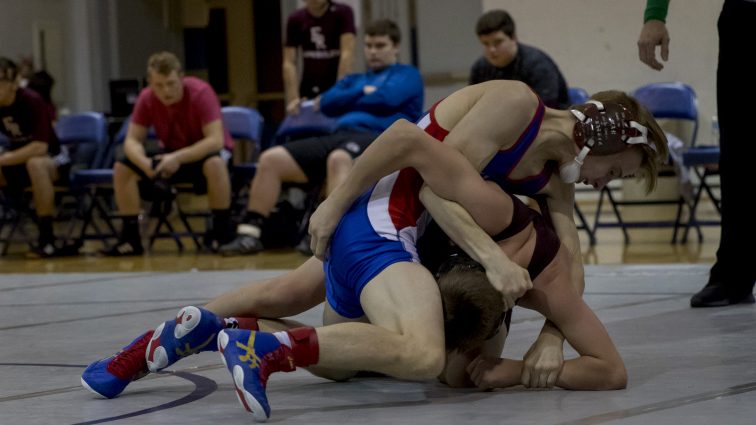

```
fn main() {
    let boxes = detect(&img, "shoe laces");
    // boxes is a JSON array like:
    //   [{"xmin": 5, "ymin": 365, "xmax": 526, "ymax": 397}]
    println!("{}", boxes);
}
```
[{"xmin": 107, "ymin": 330, "xmax": 154, "ymax": 380}]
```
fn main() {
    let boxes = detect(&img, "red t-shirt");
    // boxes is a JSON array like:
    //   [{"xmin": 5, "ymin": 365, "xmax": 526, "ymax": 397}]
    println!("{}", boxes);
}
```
[{"xmin": 131, "ymin": 76, "xmax": 232, "ymax": 152}]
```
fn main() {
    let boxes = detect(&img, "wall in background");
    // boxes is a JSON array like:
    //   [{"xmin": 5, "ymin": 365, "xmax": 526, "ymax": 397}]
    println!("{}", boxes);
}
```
[
  {"xmin": 0, "ymin": 0, "xmax": 723, "ymax": 138},
  {"xmin": 484, "ymin": 0, "xmax": 721, "ymax": 140}
]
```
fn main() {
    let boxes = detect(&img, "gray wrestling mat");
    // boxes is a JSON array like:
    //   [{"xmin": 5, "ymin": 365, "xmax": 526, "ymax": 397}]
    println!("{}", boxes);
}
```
[{"xmin": 2, "ymin": 265, "xmax": 755, "ymax": 424}]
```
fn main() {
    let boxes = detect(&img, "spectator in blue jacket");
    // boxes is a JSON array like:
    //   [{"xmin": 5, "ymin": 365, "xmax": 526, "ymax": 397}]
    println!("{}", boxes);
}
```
[{"xmin": 220, "ymin": 19, "xmax": 423, "ymax": 256}]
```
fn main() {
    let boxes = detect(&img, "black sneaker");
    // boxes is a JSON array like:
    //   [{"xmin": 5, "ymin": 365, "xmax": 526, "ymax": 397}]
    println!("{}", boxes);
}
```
[
  {"xmin": 295, "ymin": 234, "xmax": 313, "ymax": 256},
  {"xmin": 101, "ymin": 240, "xmax": 144, "ymax": 257},
  {"xmin": 218, "ymin": 234, "xmax": 263, "ymax": 256},
  {"xmin": 30, "ymin": 240, "xmax": 82, "ymax": 258},
  {"xmin": 690, "ymin": 282, "xmax": 756, "ymax": 308}
]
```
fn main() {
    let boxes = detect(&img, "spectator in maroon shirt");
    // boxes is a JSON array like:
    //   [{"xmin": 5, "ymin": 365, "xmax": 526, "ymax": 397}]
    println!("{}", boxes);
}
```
[
  {"xmin": 0, "ymin": 57, "xmax": 76, "ymax": 257},
  {"xmin": 283, "ymin": 0, "xmax": 356, "ymax": 115},
  {"xmin": 104, "ymin": 51, "xmax": 234, "ymax": 256}
]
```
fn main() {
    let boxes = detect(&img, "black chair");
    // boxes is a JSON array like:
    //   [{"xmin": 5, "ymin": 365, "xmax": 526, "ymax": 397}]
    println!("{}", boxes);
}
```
[
  {"xmin": 592, "ymin": 81, "xmax": 700, "ymax": 244},
  {"xmin": 567, "ymin": 87, "xmax": 596, "ymax": 246}
]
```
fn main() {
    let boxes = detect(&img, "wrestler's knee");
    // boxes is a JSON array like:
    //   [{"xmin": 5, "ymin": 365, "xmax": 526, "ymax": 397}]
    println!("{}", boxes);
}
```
[{"xmin": 395, "ymin": 336, "xmax": 445, "ymax": 380}]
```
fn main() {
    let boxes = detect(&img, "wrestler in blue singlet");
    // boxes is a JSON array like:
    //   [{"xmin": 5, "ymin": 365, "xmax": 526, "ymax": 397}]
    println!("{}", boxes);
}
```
[{"xmin": 323, "ymin": 96, "xmax": 556, "ymax": 319}]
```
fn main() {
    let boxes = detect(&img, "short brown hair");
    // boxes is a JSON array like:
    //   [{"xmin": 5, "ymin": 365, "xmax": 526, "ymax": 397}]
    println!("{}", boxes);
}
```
[
  {"xmin": 437, "ymin": 255, "xmax": 505, "ymax": 353},
  {"xmin": 476, "ymin": 9, "xmax": 515, "ymax": 37},
  {"xmin": 591, "ymin": 90, "xmax": 669, "ymax": 193},
  {"xmin": 365, "ymin": 19, "xmax": 401, "ymax": 45},
  {"xmin": 0, "ymin": 57, "xmax": 19, "ymax": 82},
  {"xmin": 147, "ymin": 51, "xmax": 183, "ymax": 76}
]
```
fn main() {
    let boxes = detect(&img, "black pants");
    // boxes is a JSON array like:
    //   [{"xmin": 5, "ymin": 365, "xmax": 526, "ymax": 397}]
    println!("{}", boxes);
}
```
[{"xmin": 713, "ymin": 0, "xmax": 756, "ymax": 294}]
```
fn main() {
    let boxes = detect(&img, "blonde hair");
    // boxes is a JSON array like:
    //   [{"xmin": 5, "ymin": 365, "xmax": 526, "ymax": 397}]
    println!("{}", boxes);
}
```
[
  {"xmin": 147, "ymin": 51, "xmax": 183, "ymax": 76},
  {"xmin": 591, "ymin": 90, "xmax": 669, "ymax": 193}
]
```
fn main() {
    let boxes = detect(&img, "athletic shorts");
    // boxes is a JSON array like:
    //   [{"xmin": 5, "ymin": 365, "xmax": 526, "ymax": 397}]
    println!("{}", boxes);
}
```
[
  {"xmin": 283, "ymin": 130, "xmax": 378, "ymax": 185},
  {"xmin": 118, "ymin": 147, "xmax": 231, "ymax": 196},
  {"xmin": 0, "ymin": 161, "xmax": 71, "ymax": 194},
  {"xmin": 324, "ymin": 189, "xmax": 417, "ymax": 319}
]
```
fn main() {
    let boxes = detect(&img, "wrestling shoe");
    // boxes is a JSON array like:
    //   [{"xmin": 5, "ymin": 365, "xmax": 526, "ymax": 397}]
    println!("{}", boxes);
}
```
[
  {"xmin": 146, "ymin": 305, "xmax": 224, "ymax": 372},
  {"xmin": 80, "ymin": 330, "xmax": 153, "ymax": 399},
  {"xmin": 218, "ymin": 234, "xmax": 264, "ymax": 256},
  {"xmin": 218, "ymin": 329, "xmax": 297, "ymax": 422}
]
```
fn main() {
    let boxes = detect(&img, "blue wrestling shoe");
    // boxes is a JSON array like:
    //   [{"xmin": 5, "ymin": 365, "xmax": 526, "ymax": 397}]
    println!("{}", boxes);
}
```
[
  {"xmin": 218, "ymin": 329, "xmax": 297, "ymax": 422},
  {"xmin": 80, "ymin": 330, "xmax": 153, "ymax": 399},
  {"xmin": 146, "ymin": 306, "xmax": 224, "ymax": 372}
]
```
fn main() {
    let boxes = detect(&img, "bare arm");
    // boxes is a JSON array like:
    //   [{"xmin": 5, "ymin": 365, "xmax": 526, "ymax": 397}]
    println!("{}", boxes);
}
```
[
  {"xmin": 519, "ymin": 184, "xmax": 585, "ymax": 388},
  {"xmin": 309, "ymin": 119, "xmax": 434, "ymax": 257},
  {"xmin": 154, "ymin": 119, "xmax": 225, "ymax": 178},
  {"xmin": 469, "ymin": 247, "xmax": 627, "ymax": 391},
  {"xmin": 337, "ymin": 32, "xmax": 355, "ymax": 79},
  {"xmin": 420, "ymin": 186, "xmax": 531, "ymax": 311},
  {"xmin": 282, "ymin": 46, "xmax": 301, "ymax": 114},
  {"xmin": 0, "ymin": 141, "xmax": 47, "ymax": 166},
  {"xmin": 308, "ymin": 81, "xmax": 539, "ymax": 257},
  {"xmin": 123, "ymin": 122, "xmax": 153, "ymax": 177},
  {"xmin": 637, "ymin": 0, "xmax": 670, "ymax": 71}
]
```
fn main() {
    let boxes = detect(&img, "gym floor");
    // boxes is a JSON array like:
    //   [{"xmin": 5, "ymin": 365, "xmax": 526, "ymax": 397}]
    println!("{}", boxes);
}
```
[{"xmin": 3, "ymin": 201, "xmax": 748, "ymax": 424}]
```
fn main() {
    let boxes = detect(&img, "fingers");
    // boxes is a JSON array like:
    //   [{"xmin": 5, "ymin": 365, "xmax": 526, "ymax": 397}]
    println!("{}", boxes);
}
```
[
  {"xmin": 522, "ymin": 364, "xmax": 560, "ymax": 388},
  {"xmin": 546, "ymin": 370, "xmax": 559, "ymax": 388},
  {"xmin": 312, "ymin": 234, "xmax": 329, "ymax": 260},
  {"xmin": 521, "ymin": 366, "xmax": 531, "ymax": 388},
  {"xmin": 660, "ymin": 41, "xmax": 669, "ymax": 62},
  {"xmin": 466, "ymin": 356, "xmax": 488, "ymax": 389},
  {"xmin": 638, "ymin": 44, "xmax": 657, "ymax": 70}
]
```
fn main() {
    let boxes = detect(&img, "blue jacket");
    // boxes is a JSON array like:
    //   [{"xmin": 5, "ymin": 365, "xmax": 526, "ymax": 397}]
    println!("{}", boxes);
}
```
[{"xmin": 319, "ymin": 63, "xmax": 424, "ymax": 133}]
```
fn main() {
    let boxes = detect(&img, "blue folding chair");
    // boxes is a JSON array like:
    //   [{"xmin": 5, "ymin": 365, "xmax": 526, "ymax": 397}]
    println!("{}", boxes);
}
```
[
  {"xmin": 567, "ymin": 87, "xmax": 590, "ymax": 105},
  {"xmin": 222, "ymin": 106, "xmax": 265, "ymax": 217},
  {"xmin": 68, "ymin": 116, "xmax": 131, "ymax": 245},
  {"xmin": 593, "ymin": 82, "xmax": 701, "ymax": 243},
  {"xmin": 274, "ymin": 103, "xmax": 337, "ymax": 145}
]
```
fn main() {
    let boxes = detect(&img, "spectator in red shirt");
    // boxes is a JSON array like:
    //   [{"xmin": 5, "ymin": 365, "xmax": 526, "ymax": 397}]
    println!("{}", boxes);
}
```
[{"xmin": 104, "ymin": 51, "xmax": 234, "ymax": 256}]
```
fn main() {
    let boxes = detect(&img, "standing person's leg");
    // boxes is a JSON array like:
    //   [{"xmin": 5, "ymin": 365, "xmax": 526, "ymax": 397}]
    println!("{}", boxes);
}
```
[{"xmin": 692, "ymin": 1, "xmax": 756, "ymax": 306}]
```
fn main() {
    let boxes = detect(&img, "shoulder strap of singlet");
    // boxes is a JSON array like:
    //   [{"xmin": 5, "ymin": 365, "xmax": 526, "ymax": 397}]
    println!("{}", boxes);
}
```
[{"xmin": 483, "ymin": 96, "xmax": 546, "ymax": 177}]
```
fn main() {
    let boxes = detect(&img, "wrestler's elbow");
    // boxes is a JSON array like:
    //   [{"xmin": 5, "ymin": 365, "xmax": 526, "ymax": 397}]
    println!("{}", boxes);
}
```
[
  {"xmin": 604, "ymin": 361, "xmax": 628, "ymax": 390},
  {"xmin": 388, "ymin": 119, "xmax": 424, "ymax": 150}
]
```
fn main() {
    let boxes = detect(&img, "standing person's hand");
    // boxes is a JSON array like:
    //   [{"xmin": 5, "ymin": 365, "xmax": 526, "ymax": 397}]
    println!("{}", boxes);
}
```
[
  {"xmin": 287, "ymin": 98, "xmax": 302, "ymax": 115},
  {"xmin": 637, "ymin": 20, "xmax": 670, "ymax": 71}
]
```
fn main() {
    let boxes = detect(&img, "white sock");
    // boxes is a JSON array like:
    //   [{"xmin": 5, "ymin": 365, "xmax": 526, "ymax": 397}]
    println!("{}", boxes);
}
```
[{"xmin": 273, "ymin": 331, "xmax": 292, "ymax": 348}]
